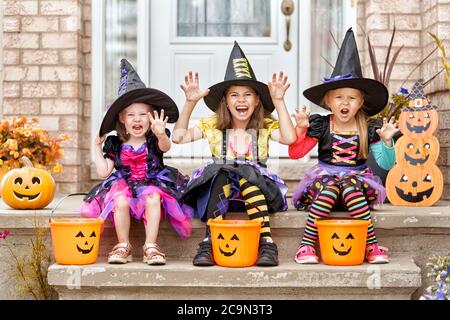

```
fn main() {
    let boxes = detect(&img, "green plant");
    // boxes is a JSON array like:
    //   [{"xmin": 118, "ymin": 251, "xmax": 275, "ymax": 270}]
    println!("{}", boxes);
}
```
[
  {"xmin": 359, "ymin": 25, "xmax": 445, "ymax": 120},
  {"xmin": 0, "ymin": 220, "xmax": 57, "ymax": 300},
  {"xmin": 421, "ymin": 255, "xmax": 450, "ymax": 300}
]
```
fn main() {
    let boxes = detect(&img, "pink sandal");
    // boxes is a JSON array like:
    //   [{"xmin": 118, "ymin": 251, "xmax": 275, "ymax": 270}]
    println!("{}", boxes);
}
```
[
  {"xmin": 366, "ymin": 243, "xmax": 389, "ymax": 264},
  {"xmin": 108, "ymin": 243, "xmax": 133, "ymax": 264},
  {"xmin": 294, "ymin": 245, "xmax": 319, "ymax": 264}
]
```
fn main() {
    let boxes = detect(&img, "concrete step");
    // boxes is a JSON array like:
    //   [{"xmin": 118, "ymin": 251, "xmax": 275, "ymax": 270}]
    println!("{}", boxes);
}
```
[
  {"xmin": 47, "ymin": 255, "xmax": 421, "ymax": 300},
  {"xmin": 1, "ymin": 197, "xmax": 449, "ymax": 299}
]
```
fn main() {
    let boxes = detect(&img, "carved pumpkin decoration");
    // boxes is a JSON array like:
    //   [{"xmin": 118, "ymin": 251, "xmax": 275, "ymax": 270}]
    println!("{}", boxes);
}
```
[
  {"xmin": 394, "ymin": 135, "xmax": 439, "ymax": 166},
  {"xmin": 1, "ymin": 156, "xmax": 55, "ymax": 209},
  {"xmin": 398, "ymin": 100, "xmax": 438, "ymax": 138},
  {"xmin": 386, "ymin": 164, "xmax": 443, "ymax": 206}
]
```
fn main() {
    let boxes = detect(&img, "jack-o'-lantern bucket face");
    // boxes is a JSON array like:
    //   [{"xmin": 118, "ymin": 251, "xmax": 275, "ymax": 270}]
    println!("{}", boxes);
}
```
[
  {"xmin": 50, "ymin": 219, "xmax": 103, "ymax": 265},
  {"xmin": 316, "ymin": 218, "xmax": 369, "ymax": 266},
  {"xmin": 398, "ymin": 100, "xmax": 438, "ymax": 138},
  {"xmin": 207, "ymin": 219, "xmax": 261, "ymax": 267},
  {"xmin": 386, "ymin": 164, "xmax": 443, "ymax": 206},
  {"xmin": 395, "ymin": 135, "xmax": 439, "ymax": 167}
]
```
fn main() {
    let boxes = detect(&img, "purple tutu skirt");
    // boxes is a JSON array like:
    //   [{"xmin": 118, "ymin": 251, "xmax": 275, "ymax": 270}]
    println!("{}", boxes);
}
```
[
  {"xmin": 292, "ymin": 161, "xmax": 386, "ymax": 210},
  {"xmin": 81, "ymin": 178, "xmax": 192, "ymax": 238}
]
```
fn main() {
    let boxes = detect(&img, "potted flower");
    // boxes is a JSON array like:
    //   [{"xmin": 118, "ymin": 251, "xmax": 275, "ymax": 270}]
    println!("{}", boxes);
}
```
[{"xmin": 0, "ymin": 117, "xmax": 69, "ymax": 182}]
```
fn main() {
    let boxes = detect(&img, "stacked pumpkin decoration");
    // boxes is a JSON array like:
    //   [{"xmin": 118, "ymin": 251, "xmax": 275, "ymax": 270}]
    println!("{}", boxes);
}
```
[
  {"xmin": 1, "ymin": 156, "xmax": 56, "ymax": 209},
  {"xmin": 386, "ymin": 80, "xmax": 443, "ymax": 206}
]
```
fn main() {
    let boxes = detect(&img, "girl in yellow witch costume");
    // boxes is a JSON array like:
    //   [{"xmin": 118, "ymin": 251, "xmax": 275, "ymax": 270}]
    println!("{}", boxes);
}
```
[{"xmin": 172, "ymin": 42, "xmax": 296, "ymax": 267}]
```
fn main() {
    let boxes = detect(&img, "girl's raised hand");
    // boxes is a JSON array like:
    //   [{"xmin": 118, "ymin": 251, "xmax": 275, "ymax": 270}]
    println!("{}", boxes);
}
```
[
  {"xmin": 180, "ymin": 71, "xmax": 209, "ymax": 103},
  {"xmin": 149, "ymin": 109, "xmax": 169, "ymax": 137},
  {"xmin": 292, "ymin": 105, "xmax": 310, "ymax": 129},
  {"xmin": 268, "ymin": 71, "xmax": 291, "ymax": 101},
  {"xmin": 376, "ymin": 117, "xmax": 400, "ymax": 143}
]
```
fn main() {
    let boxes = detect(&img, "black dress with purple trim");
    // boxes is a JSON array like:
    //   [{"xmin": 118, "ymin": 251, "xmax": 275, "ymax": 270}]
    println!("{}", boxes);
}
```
[
  {"xmin": 292, "ymin": 114, "xmax": 386, "ymax": 210},
  {"xmin": 81, "ymin": 129, "xmax": 192, "ymax": 237}
]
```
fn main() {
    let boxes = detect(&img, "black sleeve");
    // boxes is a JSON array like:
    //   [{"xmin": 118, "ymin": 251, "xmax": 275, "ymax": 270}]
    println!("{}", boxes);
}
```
[
  {"xmin": 102, "ymin": 135, "xmax": 121, "ymax": 161},
  {"xmin": 306, "ymin": 114, "xmax": 327, "ymax": 140},
  {"xmin": 147, "ymin": 128, "xmax": 171, "ymax": 153},
  {"xmin": 368, "ymin": 118, "xmax": 382, "ymax": 144}
]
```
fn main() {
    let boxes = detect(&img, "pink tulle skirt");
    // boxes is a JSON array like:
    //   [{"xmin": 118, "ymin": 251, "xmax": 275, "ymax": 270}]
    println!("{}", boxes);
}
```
[{"xmin": 81, "ymin": 178, "xmax": 192, "ymax": 238}]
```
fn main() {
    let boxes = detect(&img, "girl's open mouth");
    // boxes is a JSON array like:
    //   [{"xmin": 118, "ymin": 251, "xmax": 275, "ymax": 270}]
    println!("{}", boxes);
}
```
[
  {"xmin": 132, "ymin": 124, "xmax": 143, "ymax": 131},
  {"xmin": 340, "ymin": 108, "xmax": 349, "ymax": 115},
  {"xmin": 236, "ymin": 105, "xmax": 249, "ymax": 116}
]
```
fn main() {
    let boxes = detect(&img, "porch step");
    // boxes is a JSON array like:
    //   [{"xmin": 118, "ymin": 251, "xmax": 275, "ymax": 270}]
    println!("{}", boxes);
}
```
[{"xmin": 47, "ymin": 256, "xmax": 421, "ymax": 300}]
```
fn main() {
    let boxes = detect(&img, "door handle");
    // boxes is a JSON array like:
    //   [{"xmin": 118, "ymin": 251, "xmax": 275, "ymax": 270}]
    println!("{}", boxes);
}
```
[{"xmin": 281, "ymin": 0, "xmax": 294, "ymax": 51}]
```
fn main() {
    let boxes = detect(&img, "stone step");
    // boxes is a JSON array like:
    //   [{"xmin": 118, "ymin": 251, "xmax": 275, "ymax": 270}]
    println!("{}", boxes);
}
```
[
  {"xmin": 1, "ymin": 197, "xmax": 449, "ymax": 299},
  {"xmin": 47, "ymin": 255, "xmax": 421, "ymax": 299}
]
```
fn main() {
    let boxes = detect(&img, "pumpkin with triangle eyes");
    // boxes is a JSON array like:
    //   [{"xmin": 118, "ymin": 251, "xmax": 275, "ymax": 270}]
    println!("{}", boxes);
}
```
[
  {"xmin": 386, "ymin": 163, "xmax": 443, "ymax": 206},
  {"xmin": 75, "ymin": 230, "xmax": 97, "ymax": 255},
  {"xmin": 394, "ymin": 135, "xmax": 439, "ymax": 167},
  {"xmin": 398, "ymin": 101, "xmax": 438, "ymax": 138}
]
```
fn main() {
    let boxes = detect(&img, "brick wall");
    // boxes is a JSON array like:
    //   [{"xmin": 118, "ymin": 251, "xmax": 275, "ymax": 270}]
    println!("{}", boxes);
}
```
[
  {"xmin": 358, "ymin": 0, "xmax": 450, "ymax": 199},
  {"xmin": 1, "ymin": 0, "xmax": 91, "ymax": 193}
]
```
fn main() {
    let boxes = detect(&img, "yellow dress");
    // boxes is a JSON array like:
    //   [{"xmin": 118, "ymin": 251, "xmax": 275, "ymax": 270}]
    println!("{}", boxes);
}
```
[{"xmin": 181, "ymin": 115, "xmax": 288, "ymax": 221}]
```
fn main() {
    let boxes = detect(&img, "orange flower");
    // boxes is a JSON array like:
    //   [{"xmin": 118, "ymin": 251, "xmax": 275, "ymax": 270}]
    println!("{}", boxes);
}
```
[{"xmin": 0, "ymin": 117, "xmax": 70, "ymax": 172}]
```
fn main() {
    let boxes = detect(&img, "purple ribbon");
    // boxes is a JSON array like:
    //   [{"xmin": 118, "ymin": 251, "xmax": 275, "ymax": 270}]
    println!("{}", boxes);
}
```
[{"xmin": 323, "ymin": 73, "xmax": 353, "ymax": 83}]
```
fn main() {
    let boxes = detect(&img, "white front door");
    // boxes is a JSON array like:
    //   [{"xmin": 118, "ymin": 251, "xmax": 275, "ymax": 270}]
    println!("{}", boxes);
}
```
[{"xmin": 150, "ymin": 0, "xmax": 299, "ymax": 158}]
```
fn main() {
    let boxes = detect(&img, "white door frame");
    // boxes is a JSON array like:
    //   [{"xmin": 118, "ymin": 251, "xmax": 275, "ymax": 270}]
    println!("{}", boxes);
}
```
[{"xmin": 91, "ymin": 0, "xmax": 356, "ymax": 163}]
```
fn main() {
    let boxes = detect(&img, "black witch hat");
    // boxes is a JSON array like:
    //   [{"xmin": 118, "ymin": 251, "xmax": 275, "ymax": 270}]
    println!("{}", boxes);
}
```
[
  {"xmin": 99, "ymin": 59, "xmax": 178, "ymax": 136},
  {"xmin": 303, "ymin": 28, "xmax": 388, "ymax": 116},
  {"xmin": 204, "ymin": 41, "xmax": 275, "ymax": 112}
]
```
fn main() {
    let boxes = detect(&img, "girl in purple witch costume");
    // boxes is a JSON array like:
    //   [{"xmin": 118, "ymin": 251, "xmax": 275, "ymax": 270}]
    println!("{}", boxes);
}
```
[
  {"xmin": 81, "ymin": 59, "xmax": 191, "ymax": 265},
  {"xmin": 173, "ymin": 42, "xmax": 296, "ymax": 267},
  {"xmin": 289, "ymin": 29, "xmax": 399, "ymax": 264}
]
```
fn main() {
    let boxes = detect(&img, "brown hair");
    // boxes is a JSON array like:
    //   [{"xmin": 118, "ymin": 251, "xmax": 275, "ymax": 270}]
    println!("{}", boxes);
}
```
[
  {"xmin": 115, "ymin": 104, "xmax": 154, "ymax": 142},
  {"xmin": 215, "ymin": 87, "xmax": 273, "ymax": 131}
]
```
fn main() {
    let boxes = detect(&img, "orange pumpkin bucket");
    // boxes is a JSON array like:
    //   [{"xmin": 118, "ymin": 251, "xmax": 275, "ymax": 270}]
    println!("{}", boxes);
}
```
[
  {"xmin": 316, "ymin": 218, "xmax": 369, "ymax": 266},
  {"xmin": 49, "ymin": 193, "xmax": 103, "ymax": 265},
  {"xmin": 208, "ymin": 219, "xmax": 261, "ymax": 267}
]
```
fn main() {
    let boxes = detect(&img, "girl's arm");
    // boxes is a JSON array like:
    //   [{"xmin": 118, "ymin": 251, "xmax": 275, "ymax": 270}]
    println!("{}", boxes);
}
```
[
  {"xmin": 288, "ymin": 105, "xmax": 316, "ymax": 159},
  {"xmin": 268, "ymin": 72, "xmax": 296, "ymax": 145},
  {"xmin": 372, "ymin": 117, "xmax": 399, "ymax": 170},
  {"xmin": 172, "ymin": 71, "xmax": 209, "ymax": 144},
  {"xmin": 94, "ymin": 135, "xmax": 114, "ymax": 178}
]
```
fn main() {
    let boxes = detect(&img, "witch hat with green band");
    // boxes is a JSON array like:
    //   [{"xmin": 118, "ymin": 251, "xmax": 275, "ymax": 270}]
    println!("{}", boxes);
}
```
[
  {"xmin": 204, "ymin": 41, "xmax": 275, "ymax": 113},
  {"xmin": 99, "ymin": 59, "xmax": 179, "ymax": 136},
  {"xmin": 303, "ymin": 28, "xmax": 388, "ymax": 116}
]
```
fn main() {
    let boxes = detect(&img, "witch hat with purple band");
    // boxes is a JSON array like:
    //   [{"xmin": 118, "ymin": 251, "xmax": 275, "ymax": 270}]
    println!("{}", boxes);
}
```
[
  {"xmin": 99, "ymin": 59, "xmax": 178, "ymax": 136},
  {"xmin": 303, "ymin": 28, "xmax": 388, "ymax": 116},
  {"xmin": 204, "ymin": 41, "xmax": 275, "ymax": 113}
]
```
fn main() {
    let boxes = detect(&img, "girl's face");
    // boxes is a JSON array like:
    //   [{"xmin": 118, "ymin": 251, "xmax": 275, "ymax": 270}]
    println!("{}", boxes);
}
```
[
  {"xmin": 225, "ymin": 85, "xmax": 260, "ymax": 123},
  {"xmin": 324, "ymin": 88, "xmax": 364, "ymax": 124},
  {"xmin": 119, "ymin": 102, "xmax": 153, "ymax": 138}
]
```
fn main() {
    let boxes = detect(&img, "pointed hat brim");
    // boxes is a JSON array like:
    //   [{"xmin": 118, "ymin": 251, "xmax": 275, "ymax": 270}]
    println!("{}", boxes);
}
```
[
  {"xmin": 204, "ymin": 79, "xmax": 275, "ymax": 113},
  {"xmin": 99, "ymin": 88, "xmax": 178, "ymax": 136},
  {"xmin": 303, "ymin": 78, "xmax": 388, "ymax": 116}
]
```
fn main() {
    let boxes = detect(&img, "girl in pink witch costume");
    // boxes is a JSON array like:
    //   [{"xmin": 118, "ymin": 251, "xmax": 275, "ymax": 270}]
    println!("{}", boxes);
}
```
[
  {"xmin": 289, "ymin": 29, "xmax": 399, "ymax": 264},
  {"xmin": 82, "ymin": 59, "xmax": 191, "ymax": 265}
]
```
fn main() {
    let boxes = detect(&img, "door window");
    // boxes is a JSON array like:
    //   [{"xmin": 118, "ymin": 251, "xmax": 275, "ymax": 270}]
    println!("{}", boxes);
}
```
[{"xmin": 177, "ymin": 0, "xmax": 271, "ymax": 37}]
